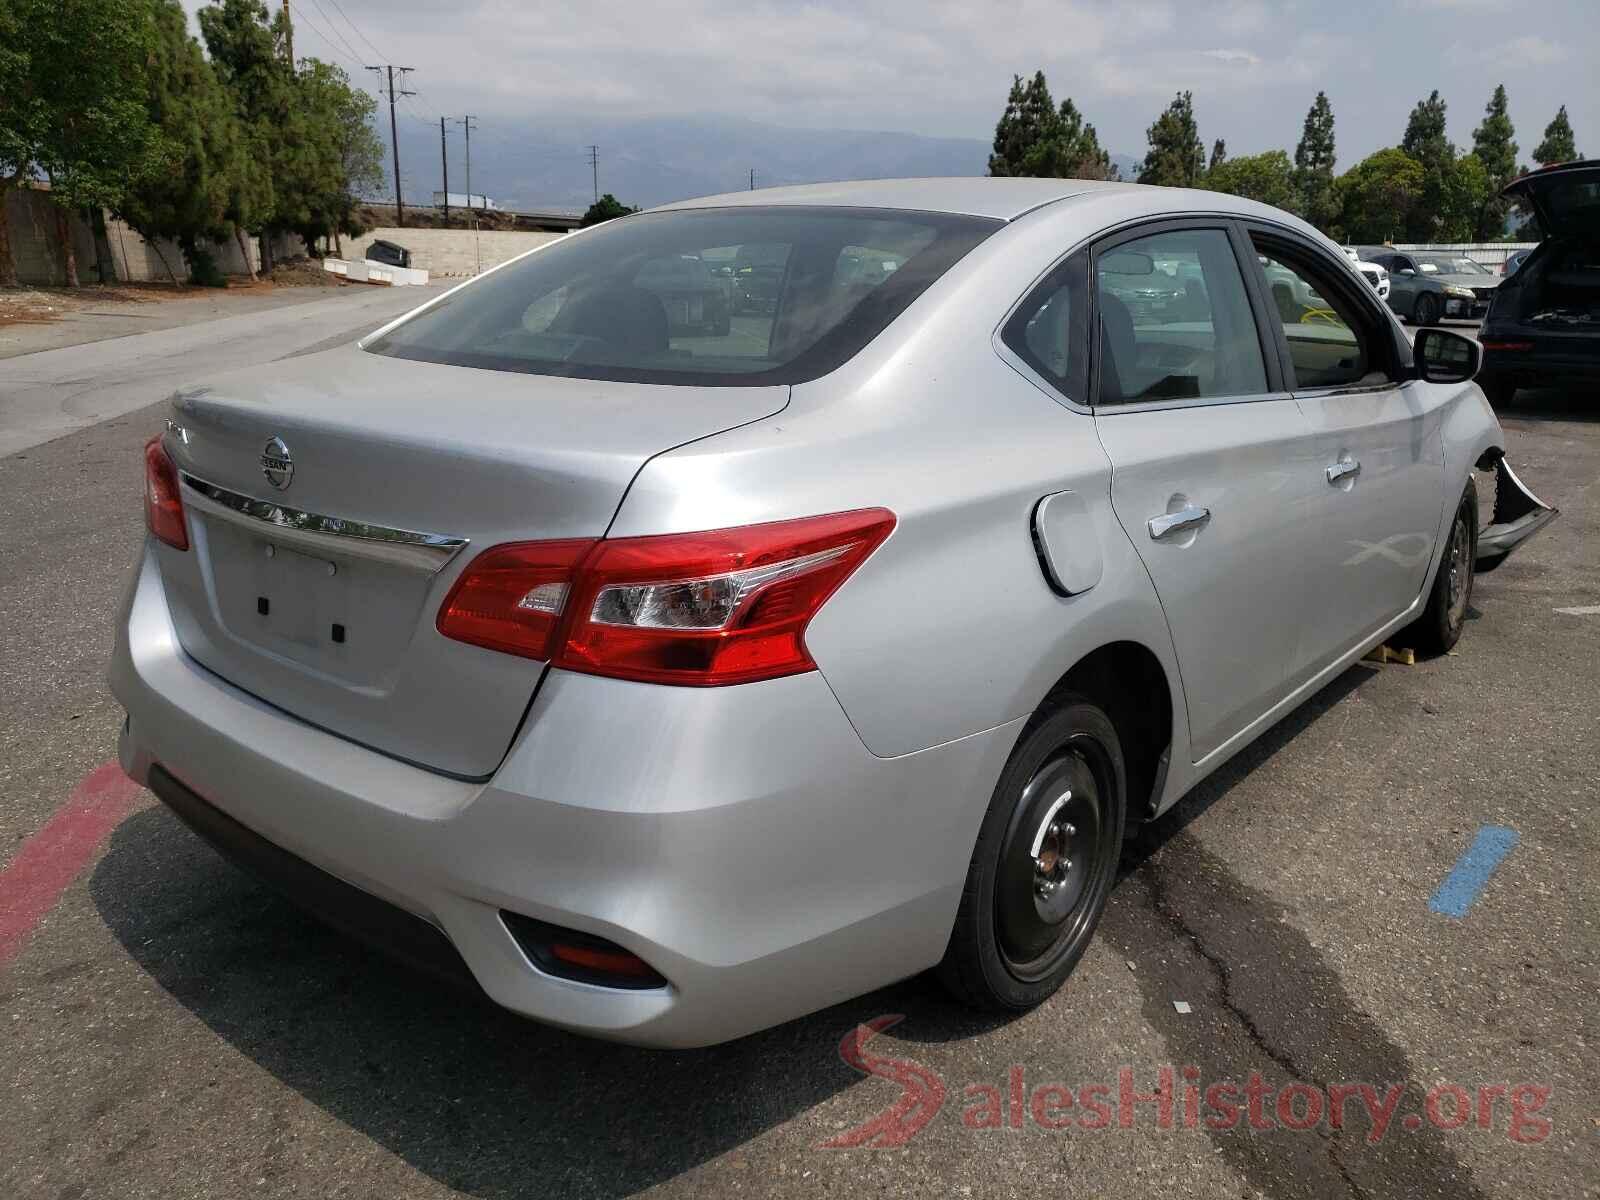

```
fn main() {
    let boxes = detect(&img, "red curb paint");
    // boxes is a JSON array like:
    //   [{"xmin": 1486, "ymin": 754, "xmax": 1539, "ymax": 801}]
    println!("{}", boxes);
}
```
[{"xmin": 0, "ymin": 762, "xmax": 144, "ymax": 968}]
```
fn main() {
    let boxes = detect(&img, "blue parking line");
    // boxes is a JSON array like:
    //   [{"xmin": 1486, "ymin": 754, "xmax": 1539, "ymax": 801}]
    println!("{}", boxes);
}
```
[{"xmin": 1429, "ymin": 825, "xmax": 1519, "ymax": 918}]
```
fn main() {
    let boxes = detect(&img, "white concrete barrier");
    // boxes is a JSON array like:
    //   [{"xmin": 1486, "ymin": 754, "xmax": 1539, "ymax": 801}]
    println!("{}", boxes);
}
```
[{"xmin": 322, "ymin": 258, "xmax": 431, "ymax": 286}]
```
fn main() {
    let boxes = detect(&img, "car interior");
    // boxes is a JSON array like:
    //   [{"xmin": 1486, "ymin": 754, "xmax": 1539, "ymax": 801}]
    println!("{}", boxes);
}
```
[
  {"xmin": 1500, "ymin": 239, "xmax": 1600, "ymax": 327},
  {"xmin": 1253, "ymin": 242, "xmax": 1389, "ymax": 390},
  {"xmin": 1092, "ymin": 230, "xmax": 1267, "ymax": 403}
]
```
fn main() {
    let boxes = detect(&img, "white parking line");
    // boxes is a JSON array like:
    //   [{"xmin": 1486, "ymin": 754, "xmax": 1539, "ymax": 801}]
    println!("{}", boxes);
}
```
[{"xmin": 1553, "ymin": 605, "xmax": 1600, "ymax": 616}]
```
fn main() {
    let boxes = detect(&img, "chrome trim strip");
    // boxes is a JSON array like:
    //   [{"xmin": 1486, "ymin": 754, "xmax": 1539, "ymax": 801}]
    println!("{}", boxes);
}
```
[{"xmin": 180, "ymin": 474, "xmax": 468, "ymax": 574}]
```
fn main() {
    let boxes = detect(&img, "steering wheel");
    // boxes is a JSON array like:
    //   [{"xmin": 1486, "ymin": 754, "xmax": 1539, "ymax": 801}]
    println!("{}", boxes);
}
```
[{"xmin": 1299, "ymin": 308, "xmax": 1342, "ymax": 327}]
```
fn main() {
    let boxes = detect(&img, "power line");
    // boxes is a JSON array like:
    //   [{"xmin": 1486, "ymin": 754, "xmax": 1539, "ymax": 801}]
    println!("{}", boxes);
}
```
[
  {"xmin": 301, "ymin": 0, "xmax": 365, "ymax": 65},
  {"xmin": 321, "ymin": 0, "xmax": 391, "ymax": 63},
  {"xmin": 287, "ymin": 6, "xmax": 364, "ymax": 71}
]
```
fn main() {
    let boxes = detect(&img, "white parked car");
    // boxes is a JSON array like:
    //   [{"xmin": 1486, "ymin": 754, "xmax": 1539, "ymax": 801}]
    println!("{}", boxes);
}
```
[{"xmin": 1343, "ymin": 247, "xmax": 1391, "ymax": 299}]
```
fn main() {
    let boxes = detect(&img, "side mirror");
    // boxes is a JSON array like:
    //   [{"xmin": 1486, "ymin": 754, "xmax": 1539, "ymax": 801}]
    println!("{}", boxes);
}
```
[
  {"xmin": 1415, "ymin": 327, "xmax": 1483, "ymax": 384},
  {"xmin": 1397, "ymin": 267, "xmax": 1416, "ymax": 276}
]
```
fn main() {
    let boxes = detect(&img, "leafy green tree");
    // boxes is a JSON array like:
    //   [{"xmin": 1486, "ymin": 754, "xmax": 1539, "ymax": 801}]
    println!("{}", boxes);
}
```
[
  {"xmin": 1400, "ymin": 90, "xmax": 1458, "ymax": 241},
  {"xmin": 1334, "ymin": 148, "xmax": 1425, "ymax": 244},
  {"xmin": 199, "ymin": 0, "xmax": 292, "ymax": 267},
  {"xmin": 988, "ymin": 72, "xmax": 1112, "ymax": 180},
  {"xmin": 19, "ymin": 0, "xmax": 167, "ymax": 285},
  {"xmin": 1401, "ymin": 90, "xmax": 1452, "ymax": 166},
  {"xmin": 0, "ymin": 0, "xmax": 38, "ymax": 286},
  {"xmin": 1137, "ymin": 91, "xmax": 1205, "ymax": 187},
  {"xmin": 1435, "ymin": 152, "xmax": 1492, "ymax": 242},
  {"xmin": 1294, "ymin": 91, "xmax": 1339, "ymax": 232},
  {"xmin": 199, "ymin": 0, "xmax": 377, "ymax": 267},
  {"xmin": 1204, "ymin": 150, "xmax": 1300, "ymax": 213},
  {"xmin": 1531, "ymin": 105, "xmax": 1579, "ymax": 165},
  {"xmin": 292, "ymin": 60, "xmax": 384, "ymax": 253},
  {"xmin": 1470, "ymin": 85, "xmax": 1517, "ymax": 238},
  {"xmin": 1208, "ymin": 139, "xmax": 1226, "ymax": 172},
  {"xmin": 117, "ymin": 0, "xmax": 245, "ymax": 283},
  {"xmin": 580, "ymin": 194, "xmax": 639, "ymax": 227}
]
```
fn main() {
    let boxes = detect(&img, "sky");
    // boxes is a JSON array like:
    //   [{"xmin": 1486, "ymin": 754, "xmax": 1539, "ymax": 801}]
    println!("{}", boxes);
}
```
[{"xmin": 181, "ymin": 0, "xmax": 1595, "ymax": 167}]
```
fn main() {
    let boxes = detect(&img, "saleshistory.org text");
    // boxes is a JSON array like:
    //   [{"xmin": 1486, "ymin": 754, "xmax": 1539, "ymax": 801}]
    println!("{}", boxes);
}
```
[{"xmin": 820, "ymin": 1016, "xmax": 1553, "ymax": 1149}]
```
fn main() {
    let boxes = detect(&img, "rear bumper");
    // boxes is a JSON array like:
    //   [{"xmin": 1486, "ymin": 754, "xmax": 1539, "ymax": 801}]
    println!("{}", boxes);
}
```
[
  {"xmin": 1475, "ymin": 456, "xmax": 1558, "ymax": 570},
  {"xmin": 111, "ymin": 546, "xmax": 1019, "ymax": 1047},
  {"xmin": 1479, "ymin": 356, "xmax": 1600, "ymax": 391}
]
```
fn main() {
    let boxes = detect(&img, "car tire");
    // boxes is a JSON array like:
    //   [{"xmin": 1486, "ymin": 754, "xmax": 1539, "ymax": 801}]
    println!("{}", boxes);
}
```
[
  {"xmin": 1403, "ymin": 477, "xmax": 1477, "ymax": 657},
  {"xmin": 1414, "ymin": 293, "xmax": 1440, "ymax": 327},
  {"xmin": 938, "ymin": 698, "xmax": 1126, "ymax": 1012}
]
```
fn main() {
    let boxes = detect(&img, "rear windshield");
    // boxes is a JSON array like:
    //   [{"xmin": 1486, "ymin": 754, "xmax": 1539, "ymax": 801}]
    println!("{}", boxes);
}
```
[{"xmin": 365, "ymin": 206, "xmax": 999, "ymax": 386}]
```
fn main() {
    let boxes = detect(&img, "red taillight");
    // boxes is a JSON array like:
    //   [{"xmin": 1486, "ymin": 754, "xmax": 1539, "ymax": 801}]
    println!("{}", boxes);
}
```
[
  {"xmin": 436, "ymin": 539, "xmax": 596, "ymax": 659},
  {"xmin": 1480, "ymin": 340, "xmax": 1533, "ymax": 352},
  {"xmin": 143, "ymin": 435, "xmax": 188, "ymax": 550},
  {"xmin": 555, "ymin": 508, "xmax": 896, "ymax": 686},
  {"xmin": 435, "ymin": 508, "xmax": 896, "ymax": 685}
]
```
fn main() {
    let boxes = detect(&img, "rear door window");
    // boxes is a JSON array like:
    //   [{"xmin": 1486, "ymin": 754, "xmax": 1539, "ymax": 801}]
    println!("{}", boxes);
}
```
[
  {"xmin": 366, "ymin": 207, "xmax": 997, "ymax": 386},
  {"xmin": 1091, "ymin": 228, "xmax": 1268, "ymax": 404}
]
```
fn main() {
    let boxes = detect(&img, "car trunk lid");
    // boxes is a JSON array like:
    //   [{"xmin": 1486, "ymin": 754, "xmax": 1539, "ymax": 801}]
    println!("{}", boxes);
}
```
[
  {"xmin": 1501, "ymin": 159, "xmax": 1600, "ymax": 239},
  {"xmin": 157, "ymin": 345, "xmax": 787, "ymax": 777}
]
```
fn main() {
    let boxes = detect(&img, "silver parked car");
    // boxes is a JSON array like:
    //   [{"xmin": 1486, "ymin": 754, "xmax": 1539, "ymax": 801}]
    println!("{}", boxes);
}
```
[{"xmin": 113, "ymin": 179, "xmax": 1556, "ymax": 1047}]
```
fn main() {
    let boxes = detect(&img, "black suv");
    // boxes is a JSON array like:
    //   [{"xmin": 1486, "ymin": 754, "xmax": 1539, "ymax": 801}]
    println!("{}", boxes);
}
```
[{"xmin": 1477, "ymin": 160, "xmax": 1600, "ymax": 405}]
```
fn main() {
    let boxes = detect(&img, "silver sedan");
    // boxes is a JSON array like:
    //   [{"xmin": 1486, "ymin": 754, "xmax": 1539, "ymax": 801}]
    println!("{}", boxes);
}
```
[{"xmin": 112, "ymin": 178, "xmax": 1555, "ymax": 1046}]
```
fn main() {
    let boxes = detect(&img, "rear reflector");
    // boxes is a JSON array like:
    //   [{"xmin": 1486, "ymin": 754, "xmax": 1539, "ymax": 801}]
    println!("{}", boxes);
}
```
[
  {"xmin": 436, "ymin": 508, "xmax": 896, "ymax": 686},
  {"xmin": 143, "ymin": 435, "xmax": 188, "ymax": 550},
  {"xmin": 501, "ymin": 911, "xmax": 667, "ymax": 990},
  {"xmin": 1479, "ymin": 340, "xmax": 1533, "ymax": 351}
]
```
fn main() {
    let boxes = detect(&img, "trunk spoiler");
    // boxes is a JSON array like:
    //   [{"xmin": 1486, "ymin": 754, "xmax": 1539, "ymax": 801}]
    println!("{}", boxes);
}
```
[{"xmin": 1476, "ymin": 456, "xmax": 1558, "ymax": 571}]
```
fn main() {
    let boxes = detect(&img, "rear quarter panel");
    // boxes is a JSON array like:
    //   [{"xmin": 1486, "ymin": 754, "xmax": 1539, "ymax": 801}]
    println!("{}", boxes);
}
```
[{"xmin": 611, "ymin": 200, "xmax": 1190, "ymax": 761}]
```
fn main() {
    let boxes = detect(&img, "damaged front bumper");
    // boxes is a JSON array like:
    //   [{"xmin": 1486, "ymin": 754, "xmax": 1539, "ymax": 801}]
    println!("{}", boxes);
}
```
[{"xmin": 1476, "ymin": 455, "xmax": 1558, "ymax": 572}]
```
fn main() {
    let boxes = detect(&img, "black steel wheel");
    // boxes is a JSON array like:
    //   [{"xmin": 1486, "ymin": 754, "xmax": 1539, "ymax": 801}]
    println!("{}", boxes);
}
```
[
  {"xmin": 1414, "ymin": 293, "xmax": 1441, "ymax": 327},
  {"xmin": 939, "ymin": 698, "xmax": 1126, "ymax": 1011},
  {"xmin": 1403, "ymin": 477, "xmax": 1477, "ymax": 656}
]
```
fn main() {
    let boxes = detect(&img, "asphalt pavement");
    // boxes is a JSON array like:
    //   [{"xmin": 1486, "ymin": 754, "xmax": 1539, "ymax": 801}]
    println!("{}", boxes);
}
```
[
  {"xmin": 0, "ymin": 282, "xmax": 449, "ymax": 456},
  {"xmin": 0, "ymin": 296, "xmax": 1594, "ymax": 1199}
]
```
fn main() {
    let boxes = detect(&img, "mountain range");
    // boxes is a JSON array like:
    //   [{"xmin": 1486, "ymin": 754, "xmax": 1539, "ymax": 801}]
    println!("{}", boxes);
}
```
[{"xmin": 385, "ymin": 113, "xmax": 1139, "ymax": 212}]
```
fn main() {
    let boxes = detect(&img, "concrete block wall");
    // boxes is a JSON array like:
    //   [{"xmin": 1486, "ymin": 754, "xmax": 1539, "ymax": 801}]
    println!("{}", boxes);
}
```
[
  {"xmin": 5, "ymin": 187, "xmax": 101, "ymax": 285},
  {"xmin": 4, "ymin": 184, "xmax": 306, "ymax": 286},
  {"xmin": 344, "ymin": 227, "xmax": 566, "ymax": 277}
]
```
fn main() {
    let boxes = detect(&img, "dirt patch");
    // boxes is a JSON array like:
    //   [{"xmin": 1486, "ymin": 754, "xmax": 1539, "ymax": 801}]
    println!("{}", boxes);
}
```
[
  {"xmin": 264, "ymin": 259, "xmax": 339, "ymax": 288},
  {"xmin": 0, "ymin": 289, "xmax": 77, "ymax": 328},
  {"xmin": 0, "ymin": 270, "xmax": 341, "ymax": 328}
]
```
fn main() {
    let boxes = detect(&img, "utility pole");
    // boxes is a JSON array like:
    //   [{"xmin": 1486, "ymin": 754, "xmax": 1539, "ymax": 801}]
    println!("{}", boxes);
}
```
[
  {"xmin": 455, "ymin": 116, "xmax": 478, "ymax": 210},
  {"xmin": 282, "ymin": 0, "xmax": 293, "ymax": 65},
  {"xmin": 749, "ymin": 168, "xmax": 755, "ymax": 191},
  {"xmin": 367, "ymin": 65, "xmax": 415, "ymax": 226},
  {"xmin": 440, "ymin": 117, "xmax": 449, "ymax": 219},
  {"xmin": 587, "ymin": 145, "xmax": 599, "ymax": 202}
]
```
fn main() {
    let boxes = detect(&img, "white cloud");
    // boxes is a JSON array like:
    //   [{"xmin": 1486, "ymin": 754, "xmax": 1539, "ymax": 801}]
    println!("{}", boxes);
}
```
[
  {"xmin": 1201, "ymin": 48, "xmax": 1263, "ymax": 66},
  {"xmin": 1447, "ymin": 34, "xmax": 1568, "ymax": 68}
]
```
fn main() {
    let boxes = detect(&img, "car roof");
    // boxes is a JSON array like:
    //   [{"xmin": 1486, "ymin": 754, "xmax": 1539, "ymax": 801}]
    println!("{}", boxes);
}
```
[{"xmin": 650, "ymin": 177, "xmax": 1204, "ymax": 222}]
